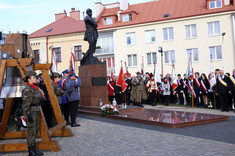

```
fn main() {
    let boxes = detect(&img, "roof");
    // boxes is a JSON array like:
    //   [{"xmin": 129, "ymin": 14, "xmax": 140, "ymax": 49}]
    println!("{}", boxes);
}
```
[
  {"xmin": 97, "ymin": 0, "xmax": 235, "ymax": 30},
  {"xmin": 29, "ymin": 16, "xmax": 85, "ymax": 38}
]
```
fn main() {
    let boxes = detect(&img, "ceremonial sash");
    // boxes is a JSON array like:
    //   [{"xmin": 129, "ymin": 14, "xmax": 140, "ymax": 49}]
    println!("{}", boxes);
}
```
[
  {"xmin": 230, "ymin": 76, "xmax": 235, "ymax": 85},
  {"xmin": 177, "ymin": 79, "xmax": 181, "ymax": 86},
  {"xmin": 200, "ymin": 80, "xmax": 208, "ymax": 93},
  {"xmin": 182, "ymin": 80, "xmax": 188, "ymax": 88},
  {"xmin": 194, "ymin": 78, "xmax": 200, "ymax": 88},
  {"xmin": 108, "ymin": 83, "xmax": 114, "ymax": 91},
  {"xmin": 188, "ymin": 81, "xmax": 196, "ymax": 98},
  {"xmin": 62, "ymin": 79, "xmax": 67, "ymax": 89},
  {"xmin": 218, "ymin": 77, "xmax": 228, "ymax": 87}
]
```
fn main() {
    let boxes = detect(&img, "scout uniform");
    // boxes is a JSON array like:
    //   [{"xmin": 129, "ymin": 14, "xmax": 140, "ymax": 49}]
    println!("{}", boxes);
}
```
[{"xmin": 22, "ymin": 70, "xmax": 43, "ymax": 156}]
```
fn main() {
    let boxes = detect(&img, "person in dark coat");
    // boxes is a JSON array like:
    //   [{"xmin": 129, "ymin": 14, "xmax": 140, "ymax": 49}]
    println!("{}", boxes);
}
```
[
  {"xmin": 216, "ymin": 70, "xmax": 232, "ymax": 112},
  {"xmin": 229, "ymin": 69, "xmax": 235, "ymax": 112},
  {"xmin": 114, "ymin": 76, "xmax": 123, "ymax": 104},
  {"xmin": 65, "ymin": 73, "xmax": 81, "ymax": 127},
  {"xmin": 200, "ymin": 73, "xmax": 210, "ymax": 107},
  {"xmin": 183, "ymin": 74, "xmax": 190, "ymax": 105},
  {"xmin": 177, "ymin": 74, "xmax": 184, "ymax": 105},
  {"xmin": 125, "ymin": 73, "xmax": 132, "ymax": 105},
  {"xmin": 193, "ymin": 72, "xmax": 201, "ymax": 107}
]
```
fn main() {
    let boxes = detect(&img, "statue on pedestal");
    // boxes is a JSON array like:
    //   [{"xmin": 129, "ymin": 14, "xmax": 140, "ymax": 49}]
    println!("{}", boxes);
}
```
[{"xmin": 81, "ymin": 8, "xmax": 103, "ymax": 66}]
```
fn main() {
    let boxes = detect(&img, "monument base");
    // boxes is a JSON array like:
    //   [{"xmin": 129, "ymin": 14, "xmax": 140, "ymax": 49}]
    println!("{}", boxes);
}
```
[{"xmin": 79, "ymin": 64, "xmax": 108, "ymax": 111}]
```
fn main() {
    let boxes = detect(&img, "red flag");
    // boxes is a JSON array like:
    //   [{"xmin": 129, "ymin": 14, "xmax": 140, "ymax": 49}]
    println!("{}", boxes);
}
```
[
  {"xmin": 111, "ymin": 71, "xmax": 115, "ymax": 82},
  {"xmin": 116, "ymin": 66, "xmax": 127, "ymax": 93},
  {"xmin": 141, "ymin": 56, "xmax": 144, "ymax": 75}
]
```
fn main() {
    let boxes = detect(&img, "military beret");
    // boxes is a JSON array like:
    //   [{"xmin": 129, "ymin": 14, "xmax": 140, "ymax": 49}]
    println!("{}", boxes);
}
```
[
  {"xmin": 24, "ymin": 70, "xmax": 37, "ymax": 77},
  {"xmin": 145, "ymin": 72, "xmax": 149, "ymax": 75}
]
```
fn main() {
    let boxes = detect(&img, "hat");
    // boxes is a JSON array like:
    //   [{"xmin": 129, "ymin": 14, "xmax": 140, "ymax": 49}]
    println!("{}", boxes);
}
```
[
  {"xmin": 149, "ymin": 73, "xmax": 154, "ymax": 78},
  {"xmin": 136, "ymin": 71, "xmax": 141, "ymax": 75},
  {"xmin": 145, "ymin": 72, "xmax": 149, "ymax": 75},
  {"xmin": 62, "ymin": 69, "xmax": 69, "ymax": 74},
  {"xmin": 69, "ymin": 73, "xmax": 78, "ymax": 78},
  {"xmin": 24, "ymin": 70, "xmax": 36, "ymax": 77}
]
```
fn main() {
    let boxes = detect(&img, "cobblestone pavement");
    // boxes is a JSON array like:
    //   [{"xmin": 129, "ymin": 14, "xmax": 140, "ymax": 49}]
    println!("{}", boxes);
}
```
[{"xmin": 2, "ymin": 110, "xmax": 235, "ymax": 156}]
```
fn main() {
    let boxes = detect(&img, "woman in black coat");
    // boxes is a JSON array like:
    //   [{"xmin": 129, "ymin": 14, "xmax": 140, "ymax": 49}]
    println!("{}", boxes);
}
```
[{"xmin": 200, "ymin": 73, "xmax": 210, "ymax": 107}]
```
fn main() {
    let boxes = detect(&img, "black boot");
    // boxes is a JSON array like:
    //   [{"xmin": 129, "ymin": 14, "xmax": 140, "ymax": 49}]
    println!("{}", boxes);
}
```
[
  {"xmin": 137, "ymin": 102, "xmax": 144, "ymax": 107},
  {"xmin": 28, "ymin": 146, "xmax": 38, "ymax": 156},
  {"xmin": 32, "ymin": 145, "xmax": 44, "ymax": 155}
]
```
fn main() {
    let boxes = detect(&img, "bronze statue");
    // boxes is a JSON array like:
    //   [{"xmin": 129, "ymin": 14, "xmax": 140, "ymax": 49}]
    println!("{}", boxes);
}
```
[{"xmin": 81, "ymin": 8, "xmax": 100, "ymax": 65}]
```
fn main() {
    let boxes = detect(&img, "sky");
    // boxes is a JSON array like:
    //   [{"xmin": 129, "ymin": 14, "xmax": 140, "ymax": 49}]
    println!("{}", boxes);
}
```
[{"xmin": 0, "ymin": 0, "xmax": 152, "ymax": 35}]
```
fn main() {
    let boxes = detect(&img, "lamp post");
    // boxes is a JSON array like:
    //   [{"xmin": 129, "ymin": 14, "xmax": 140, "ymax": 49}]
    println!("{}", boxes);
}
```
[{"xmin": 158, "ymin": 46, "xmax": 163, "ymax": 76}]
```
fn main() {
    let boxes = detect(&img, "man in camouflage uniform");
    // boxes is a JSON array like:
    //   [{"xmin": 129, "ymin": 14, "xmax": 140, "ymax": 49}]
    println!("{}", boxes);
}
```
[{"xmin": 22, "ymin": 70, "xmax": 44, "ymax": 156}]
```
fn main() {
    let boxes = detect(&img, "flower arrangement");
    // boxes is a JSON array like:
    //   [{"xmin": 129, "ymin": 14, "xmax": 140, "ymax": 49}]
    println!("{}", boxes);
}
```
[{"xmin": 100, "ymin": 104, "xmax": 120, "ymax": 116}]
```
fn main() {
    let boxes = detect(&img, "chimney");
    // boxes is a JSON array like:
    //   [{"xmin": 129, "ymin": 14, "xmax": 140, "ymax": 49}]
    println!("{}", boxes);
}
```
[
  {"xmin": 96, "ymin": 2, "xmax": 104, "ymax": 16},
  {"xmin": 120, "ymin": 0, "xmax": 128, "ymax": 11},
  {"xmin": 70, "ymin": 8, "xmax": 80, "ymax": 21},
  {"xmin": 55, "ymin": 10, "xmax": 67, "ymax": 21}
]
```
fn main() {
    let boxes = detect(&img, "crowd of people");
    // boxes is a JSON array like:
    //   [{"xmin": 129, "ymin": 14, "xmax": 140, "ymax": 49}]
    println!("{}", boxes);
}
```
[{"xmin": 107, "ymin": 69, "xmax": 235, "ymax": 112}]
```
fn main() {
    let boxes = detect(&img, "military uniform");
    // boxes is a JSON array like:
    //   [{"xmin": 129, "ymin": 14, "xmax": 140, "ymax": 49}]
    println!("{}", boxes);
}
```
[
  {"xmin": 51, "ymin": 73, "xmax": 62, "ymax": 104},
  {"xmin": 131, "ymin": 74, "xmax": 148, "ymax": 106},
  {"xmin": 22, "ymin": 70, "xmax": 43, "ymax": 156}
]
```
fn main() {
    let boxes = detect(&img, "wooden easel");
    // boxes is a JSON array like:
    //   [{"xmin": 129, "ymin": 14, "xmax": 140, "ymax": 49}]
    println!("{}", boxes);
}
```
[{"xmin": 0, "ymin": 58, "xmax": 73, "ymax": 152}]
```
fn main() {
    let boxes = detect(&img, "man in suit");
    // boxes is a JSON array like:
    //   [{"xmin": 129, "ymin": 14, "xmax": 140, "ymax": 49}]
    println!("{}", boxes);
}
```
[
  {"xmin": 216, "ymin": 70, "xmax": 232, "ymax": 112},
  {"xmin": 231, "ymin": 69, "xmax": 235, "ymax": 112},
  {"xmin": 193, "ymin": 72, "xmax": 201, "ymax": 107},
  {"xmin": 177, "ymin": 74, "xmax": 184, "ymax": 105}
]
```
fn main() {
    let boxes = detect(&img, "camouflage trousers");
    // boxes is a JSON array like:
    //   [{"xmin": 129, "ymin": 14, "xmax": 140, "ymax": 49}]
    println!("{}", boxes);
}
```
[{"xmin": 26, "ymin": 111, "xmax": 39, "ymax": 147}]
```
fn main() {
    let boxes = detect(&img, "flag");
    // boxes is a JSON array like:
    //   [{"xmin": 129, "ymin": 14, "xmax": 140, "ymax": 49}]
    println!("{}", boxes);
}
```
[
  {"xmin": 171, "ymin": 65, "xmax": 178, "ymax": 91},
  {"xmin": 111, "ymin": 71, "xmax": 115, "ymax": 82},
  {"xmin": 52, "ymin": 48, "xmax": 60, "ymax": 72},
  {"xmin": 186, "ymin": 54, "xmax": 194, "ymax": 79},
  {"xmin": 69, "ymin": 52, "xmax": 75, "ymax": 74},
  {"xmin": 154, "ymin": 63, "xmax": 161, "ymax": 83},
  {"xmin": 124, "ymin": 61, "xmax": 130, "ymax": 77},
  {"xmin": 141, "ymin": 56, "xmax": 144, "ymax": 75},
  {"xmin": 209, "ymin": 61, "xmax": 216, "ymax": 89},
  {"xmin": 116, "ymin": 65, "xmax": 127, "ymax": 93}
]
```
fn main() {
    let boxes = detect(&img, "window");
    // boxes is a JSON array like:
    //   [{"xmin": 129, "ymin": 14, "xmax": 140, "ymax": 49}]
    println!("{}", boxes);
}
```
[
  {"xmin": 122, "ymin": 14, "xmax": 132, "ymax": 22},
  {"xmin": 53, "ymin": 47, "xmax": 61, "ymax": 62},
  {"xmin": 145, "ymin": 30, "xmax": 156, "ymax": 43},
  {"xmin": 126, "ymin": 32, "xmax": 136, "ymax": 45},
  {"xmin": 208, "ymin": 21, "xmax": 220, "ymax": 36},
  {"xmin": 128, "ymin": 54, "xmax": 137, "ymax": 67},
  {"xmin": 163, "ymin": 27, "xmax": 174, "ymax": 41},
  {"xmin": 147, "ymin": 52, "xmax": 157, "ymax": 65},
  {"xmin": 164, "ymin": 50, "xmax": 175, "ymax": 64},
  {"xmin": 209, "ymin": 0, "xmax": 222, "ymax": 9},
  {"xmin": 104, "ymin": 17, "xmax": 113, "ymax": 25},
  {"xmin": 96, "ymin": 33, "xmax": 114, "ymax": 54},
  {"xmin": 187, "ymin": 48, "xmax": 199, "ymax": 62},
  {"xmin": 209, "ymin": 46, "xmax": 222, "ymax": 60},
  {"xmin": 74, "ymin": 45, "xmax": 82, "ymax": 61},
  {"xmin": 185, "ymin": 24, "xmax": 197, "ymax": 38},
  {"xmin": 34, "ymin": 50, "xmax": 40, "ymax": 64}
]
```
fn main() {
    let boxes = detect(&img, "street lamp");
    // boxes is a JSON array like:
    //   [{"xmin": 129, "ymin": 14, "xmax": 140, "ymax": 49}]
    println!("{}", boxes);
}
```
[{"xmin": 158, "ymin": 46, "xmax": 163, "ymax": 76}]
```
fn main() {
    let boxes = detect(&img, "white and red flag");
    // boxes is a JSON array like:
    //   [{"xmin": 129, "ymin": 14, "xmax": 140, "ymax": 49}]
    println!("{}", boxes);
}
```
[
  {"xmin": 171, "ymin": 64, "xmax": 178, "ymax": 91},
  {"xmin": 69, "ymin": 52, "xmax": 75, "ymax": 74},
  {"xmin": 141, "ymin": 56, "xmax": 144, "ymax": 75}
]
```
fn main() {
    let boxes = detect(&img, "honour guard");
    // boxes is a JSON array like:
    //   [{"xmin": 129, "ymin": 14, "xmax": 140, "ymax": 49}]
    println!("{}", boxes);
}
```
[{"xmin": 22, "ymin": 71, "xmax": 44, "ymax": 156}]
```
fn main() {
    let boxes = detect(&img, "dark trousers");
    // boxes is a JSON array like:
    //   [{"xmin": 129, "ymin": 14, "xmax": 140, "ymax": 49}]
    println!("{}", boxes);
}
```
[
  {"xmin": 64, "ymin": 102, "xmax": 70, "ymax": 123},
  {"xmin": 149, "ymin": 90, "xmax": 156, "ymax": 106},
  {"xmin": 163, "ymin": 95, "xmax": 170, "ymax": 105},
  {"xmin": 108, "ymin": 96, "xmax": 114, "ymax": 104},
  {"xmin": 178, "ymin": 92, "xmax": 184, "ymax": 105},
  {"xmin": 115, "ymin": 94, "xmax": 123, "ymax": 104},
  {"xmin": 126, "ymin": 92, "xmax": 131, "ymax": 105},
  {"xmin": 68, "ymin": 100, "xmax": 79, "ymax": 124},
  {"xmin": 60, "ymin": 104, "xmax": 65, "ymax": 115},
  {"xmin": 228, "ymin": 94, "xmax": 233, "ymax": 109},
  {"xmin": 183, "ymin": 89, "xmax": 190, "ymax": 104},
  {"xmin": 219, "ymin": 94, "xmax": 228, "ymax": 111}
]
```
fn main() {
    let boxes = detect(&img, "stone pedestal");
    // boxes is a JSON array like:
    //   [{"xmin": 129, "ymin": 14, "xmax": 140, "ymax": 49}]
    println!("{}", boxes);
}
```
[{"xmin": 79, "ymin": 64, "xmax": 108, "ymax": 111}]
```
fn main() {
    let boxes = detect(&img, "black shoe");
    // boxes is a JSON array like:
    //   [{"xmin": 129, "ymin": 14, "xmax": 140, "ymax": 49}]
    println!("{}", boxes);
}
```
[
  {"xmin": 71, "ymin": 123, "xmax": 80, "ymax": 127},
  {"xmin": 66, "ymin": 121, "xmax": 72, "ymax": 125},
  {"xmin": 32, "ymin": 145, "xmax": 44, "ymax": 155},
  {"xmin": 28, "ymin": 146, "xmax": 38, "ymax": 156}
]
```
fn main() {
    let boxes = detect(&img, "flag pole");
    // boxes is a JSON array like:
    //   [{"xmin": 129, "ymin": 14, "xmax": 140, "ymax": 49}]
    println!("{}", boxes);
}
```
[
  {"xmin": 191, "ymin": 53, "xmax": 194, "ymax": 108},
  {"xmin": 211, "ymin": 55, "xmax": 216, "ymax": 110}
]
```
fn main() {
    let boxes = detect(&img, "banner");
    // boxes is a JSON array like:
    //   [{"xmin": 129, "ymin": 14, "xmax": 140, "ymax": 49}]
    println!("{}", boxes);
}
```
[
  {"xmin": 52, "ymin": 48, "xmax": 60, "ymax": 73},
  {"xmin": 69, "ymin": 52, "xmax": 75, "ymax": 74},
  {"xmin": 116, "ymin": 65, "xmax": 127, "ymax": 93},
  {"xmin": 171, "ymin": 65, "xmax": 178, "ymax": 91},
  {"xmin": 154, "ymin": 63, "xmax": 161, "ymax": 83}
]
